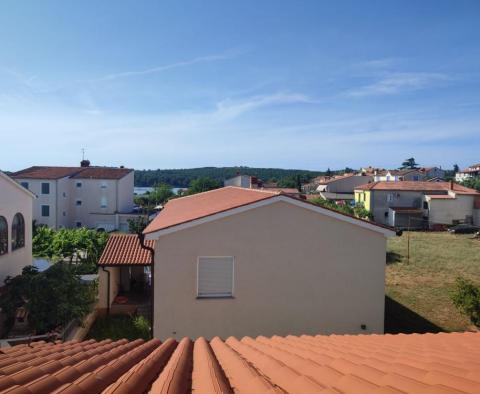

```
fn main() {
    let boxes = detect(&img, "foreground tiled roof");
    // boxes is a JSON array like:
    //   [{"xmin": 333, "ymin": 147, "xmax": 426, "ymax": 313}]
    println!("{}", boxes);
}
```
[
  {"xmin": 144, "ymin": 187, "xmax": 280, "ymax": 234},
  {"xmin": 355, "ymin": 181, "xmax": 480, "ymax": 195},
  {"xmin": 11, "ymin": 166, "xmax": 132, "ymax": 180},
  {"xmin": 1, "ymin": 332, "xmax": 480, "ymax": 393},
  {"xmin": 98, "ymin": 234, "xmax": 154, "ymax": 266}
]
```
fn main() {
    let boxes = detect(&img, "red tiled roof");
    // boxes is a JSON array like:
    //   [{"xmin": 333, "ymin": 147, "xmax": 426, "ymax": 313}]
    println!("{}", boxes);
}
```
[
  {"xmin": 355, "ymin": 181, "xmax": 480, "ymax": 195},
  {"xmin": 143, "ymin": 187, "xmax": 280, "ymax": 234},
  {"xmin": 11, "ymin": 166, "xmax": 132, "ymax": 180},
  {"xmin": 98, "ymin": 234, "xmax": 154, "ymax": 266},
  {"xmin": 316, "ymin": 174, "xmax": 356, "ymax": 185},
  {"xmin": 0, "ymin": 332, "xmax": 479, "ymax": 393}
]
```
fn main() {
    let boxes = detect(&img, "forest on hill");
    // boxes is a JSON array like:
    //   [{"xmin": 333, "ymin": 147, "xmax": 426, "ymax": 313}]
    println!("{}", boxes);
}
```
[{"xmin": 134, "ymin": 166, "xmax": 336, "ymax": 187}]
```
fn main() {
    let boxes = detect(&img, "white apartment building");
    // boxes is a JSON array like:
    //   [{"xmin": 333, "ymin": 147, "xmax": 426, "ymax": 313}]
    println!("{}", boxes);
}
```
[
  {"xmin": 11, "ymin": 161, "xmax": 140, "ymax": 232},
  {"xmin": 0, "ymin": 171, "xmax": 35, "ymax": 284},
  {"xmin": 456, "ymin": 163, "xmax": 480, "ymax": 182}
]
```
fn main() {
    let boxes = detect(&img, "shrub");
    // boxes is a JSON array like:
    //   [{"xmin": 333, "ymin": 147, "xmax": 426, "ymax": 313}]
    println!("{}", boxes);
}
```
[{"xmin": 450, "ymin": 277, "xmax": 480, "ymax": 326}]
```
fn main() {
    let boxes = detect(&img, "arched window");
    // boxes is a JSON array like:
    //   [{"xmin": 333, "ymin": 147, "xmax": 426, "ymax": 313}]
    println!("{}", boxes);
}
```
[
  {"xmin": 0, "ymin": 216, "xmax": 7, "ymax": 255},
  {"xmin": 11, "ymin": 213, "xmax": 25, "ymax": 251}
]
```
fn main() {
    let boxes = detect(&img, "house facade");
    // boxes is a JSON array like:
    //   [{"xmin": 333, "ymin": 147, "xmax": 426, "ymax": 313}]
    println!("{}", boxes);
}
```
[
  {"xmin": 355, "ymin": 181, "xmax": 480, "ymax": 229},
  {"xmin": 144, "ymin": 187, "xmax": 394, "ymax": 340},
  {"xmin": 456, "ymin": 163, "xmax": 480, "ymax": 182},
  {"xmin": 224, "ymin": 174, "xmax": 262, "ymax": 188},
  {"xmin": 0, "ymin": 171, "xmax": 35, "ymax": 284},
  {"xmin": 11, "ymin": 162, "xmax": 139, "ymax": 231},
  {"xmin": 373, "ymin": 169, "xmax": 425, "ymax": 182},
  {"xmin": 311, "ymin": 174, "xmax": 374, "ymax": 200}
]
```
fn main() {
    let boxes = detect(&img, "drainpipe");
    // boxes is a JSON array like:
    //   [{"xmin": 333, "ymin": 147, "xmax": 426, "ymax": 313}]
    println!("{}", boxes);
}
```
[
  {"xmin": 101, "ymin": 266, "xmax": 111, "ymax": 315},
  {"xmin": 138, "ymin": 233, "xmax": 155, "ymax": 336}
]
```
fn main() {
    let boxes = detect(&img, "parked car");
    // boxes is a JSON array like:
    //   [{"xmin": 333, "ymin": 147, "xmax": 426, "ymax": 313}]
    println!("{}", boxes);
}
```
[{"xmin": 447, "ymin": 224, "xmax": 480, "ymax": 234}]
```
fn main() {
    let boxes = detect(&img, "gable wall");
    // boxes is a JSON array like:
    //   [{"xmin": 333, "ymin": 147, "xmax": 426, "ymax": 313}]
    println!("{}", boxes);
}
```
[{"xmin": 153, "ymin": 200, "xmax": 387, "ymax": 340}]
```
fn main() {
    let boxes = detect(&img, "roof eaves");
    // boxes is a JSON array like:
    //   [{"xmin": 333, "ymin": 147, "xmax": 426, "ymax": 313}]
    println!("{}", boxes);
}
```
[{"xmin": 0, "ymin": 171, "xmax": 37, "ymax": 199}]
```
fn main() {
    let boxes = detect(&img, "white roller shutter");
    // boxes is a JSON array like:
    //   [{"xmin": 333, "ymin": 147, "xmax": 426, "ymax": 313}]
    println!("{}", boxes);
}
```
[{"xmin": 197, "ymin": 256, "xmax": 234, "ymax": 298}]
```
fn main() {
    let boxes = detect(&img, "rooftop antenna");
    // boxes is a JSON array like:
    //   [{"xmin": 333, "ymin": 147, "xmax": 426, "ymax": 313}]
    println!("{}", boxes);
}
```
[{"xmin": 81, "ymin": 148, "xmax": 85, "ymax": 161}]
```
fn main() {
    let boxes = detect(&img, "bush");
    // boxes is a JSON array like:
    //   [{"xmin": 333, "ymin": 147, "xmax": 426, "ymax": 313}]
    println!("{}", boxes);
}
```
[{"xmin": 450, "ymin": 277, "xmax": 480, "ymax": 326}]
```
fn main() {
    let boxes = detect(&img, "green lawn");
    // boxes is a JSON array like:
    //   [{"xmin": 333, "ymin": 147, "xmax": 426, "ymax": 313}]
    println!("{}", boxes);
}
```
[
  {"xmin": 386, "ymin": 231, "xmax": 480, "ymax": 333},
  {"xmin": 87, "ymin": 314, "xmax": 151, "ymax": 341}
]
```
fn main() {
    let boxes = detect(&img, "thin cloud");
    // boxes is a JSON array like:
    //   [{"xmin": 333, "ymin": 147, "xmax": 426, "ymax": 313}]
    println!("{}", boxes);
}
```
[
  {"xmin": 95, "ymin": 51, "xmax": 243, "ymax": 82},
  {"xmin": 215, "ymin": 93, "xmax": 319, "ymax": 120},
  {"xmin": 345, "ymin": 72, "xmax": 450, "ymax": 97}
]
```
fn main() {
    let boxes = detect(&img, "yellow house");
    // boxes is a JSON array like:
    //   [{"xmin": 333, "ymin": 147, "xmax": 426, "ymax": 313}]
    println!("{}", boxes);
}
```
[{"xmin": 354, "ymin": 189, "xmax": 372, "ymax": 211}]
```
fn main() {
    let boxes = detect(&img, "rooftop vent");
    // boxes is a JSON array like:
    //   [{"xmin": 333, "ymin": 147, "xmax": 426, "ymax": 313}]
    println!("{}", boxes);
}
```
[{"xmin": 80, "ymin": 160, "xmax": 91, "ymax": 167}]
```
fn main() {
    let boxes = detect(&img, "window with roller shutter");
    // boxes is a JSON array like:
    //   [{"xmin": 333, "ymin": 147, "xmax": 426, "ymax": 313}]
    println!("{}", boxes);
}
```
[{"xmin": 197, "ymin": 256, "xmax": 234, "ymax": 298}]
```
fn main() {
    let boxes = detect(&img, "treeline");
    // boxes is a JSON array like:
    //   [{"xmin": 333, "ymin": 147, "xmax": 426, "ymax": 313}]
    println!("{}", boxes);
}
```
[{"xmin": 134, "ymin": 166, "xmax": 331, "ymax": 187}]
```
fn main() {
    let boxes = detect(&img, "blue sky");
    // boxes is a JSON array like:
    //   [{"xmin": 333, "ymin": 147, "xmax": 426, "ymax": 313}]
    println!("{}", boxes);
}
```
[{"xmin": 1, "ymin": 0, "xmax": 479, "ymax": 171}]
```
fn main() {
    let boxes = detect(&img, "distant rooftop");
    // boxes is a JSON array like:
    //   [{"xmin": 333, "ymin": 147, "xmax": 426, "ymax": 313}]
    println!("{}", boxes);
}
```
[
  {"xmin": 356, "ymin": 181, "xmax": 480, "ymax": 195},
  {"xmin": 11, "ymin": 164, "xmax": 132, "ymax": 180}
]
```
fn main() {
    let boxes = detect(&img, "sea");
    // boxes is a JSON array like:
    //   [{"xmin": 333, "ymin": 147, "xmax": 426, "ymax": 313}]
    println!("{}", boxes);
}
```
[{"xmin": 134, "ymin": 186, "xmax": 184, "ymax": 195}]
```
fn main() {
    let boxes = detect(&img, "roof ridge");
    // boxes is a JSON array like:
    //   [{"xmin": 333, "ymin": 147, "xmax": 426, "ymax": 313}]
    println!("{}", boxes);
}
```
[{"xmin": 167, "ymin": 186, "xmax": 280, "ymax": 204}]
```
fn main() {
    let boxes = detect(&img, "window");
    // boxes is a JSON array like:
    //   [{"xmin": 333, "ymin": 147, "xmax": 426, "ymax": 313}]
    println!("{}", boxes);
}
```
[
  {"xmin": 11, "ymin": 213, "xmax": 25, "ymax": 250},
  {"xmin": 413, "ymin": 175, "xmax": 419, "ymax": 181},
  {"xmin": 41, "ymin": 205, "xmax": 50, "ymax": 217},
  {"xmin": 100, "ymin": 182, "xmax": 107, "ymax": 189},
  {"xmin": 41, "ymin": 182, "xmax": 50, "ymax": 194},
  {"xmin": 76, "ymin": 182, "xmax": 82, "ymax": 188},
  {"xmin": 20, "ymin": 182, "xmax": 29, "ymax": 190},
  {"xmin": 100, "ymin": 197, "xmax": 107, "ymax": 208},
  {"xmin": 197, "ymin": 256, "xmax": 234, "ymax": 298},
  {"xmin": 76, "ymin": 222, "xmax": 82, "ymax": 228},
  {"xmin": 76, "ymin": 200, "xmax": 82, "ymax": 206},
  {"xmin": 423, "ymin": 201, "xmax": 429, "ymax": 209},
  {"xmin": 63, "ymin": 211, "xmax": 66, "ymax": 217},
  {"xmin": 63, "ymin": 192, "xmax": 67, "ymax": 198},
  {"xmin": 387, "ymin": 193, "xmax": 395, "ymax": 202},
  {"xmin": 0, "ymin": 216, "xmax": 7, "ymax": 255}
]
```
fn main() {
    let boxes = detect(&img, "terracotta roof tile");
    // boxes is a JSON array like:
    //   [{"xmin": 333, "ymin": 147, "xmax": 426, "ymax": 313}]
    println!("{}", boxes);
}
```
[
  {"xmin": 98, "ymin": 234, "xmax": 154, "ymax": 266},
  {"xmin": 0, "ymin": 332, "xmax": 479, "ymax": 393},
  {"xmin": 355, "ymin": 181, "xmax": 480, "ymax": 195},
  {"xmin": 11, "ymin": 166, "xmax": 132, "ymax": 180},
  {"xmin": 143, "ymin": 187, "xmax": 280, "ymax": 234}
]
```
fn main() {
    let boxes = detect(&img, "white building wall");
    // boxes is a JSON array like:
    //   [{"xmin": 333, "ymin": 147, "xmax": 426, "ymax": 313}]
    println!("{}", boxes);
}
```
[
  {"xmin": 0, "ymin": 174, "xmax": 34, "ymax": 283},
  {"xmin": 427, "ymin": 195, "xmax": 476, "ymax": 225}
]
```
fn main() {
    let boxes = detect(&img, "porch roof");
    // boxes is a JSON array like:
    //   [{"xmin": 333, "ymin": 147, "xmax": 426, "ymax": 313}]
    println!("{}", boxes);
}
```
[{"xmin": 98, "ymin": 234, "xmax": 154, "ymax": 266}]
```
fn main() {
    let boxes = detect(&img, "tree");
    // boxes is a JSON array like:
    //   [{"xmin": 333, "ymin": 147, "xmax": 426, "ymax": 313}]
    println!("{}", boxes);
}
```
[
  {"xmin": 33, "ymin": 227, "xmax": 108, "ymax": 273},
  {"xmin": 148, "ymin": 183, "xmax": 174, "ymax": 205},
  {"xmin": 453, "ymin": 164, "xmax": 460, "ymax": 173},
  {"xmin": 0, "ymin": 263, "xmax": 96, "ymax": 334},
  {"xmin": 186, "ymin": 177, "xmax": 221, "ymax": 195},
  {"xmin": 400, "ymin": 158, "xmax": 419, "ymax": 169},
  {"xmin": 326, "ymin": 168, "xmax": 332, "ymax": 177},
  {"xmin": 461, "ymin": 178, "xmax": 480, "ymax": 191},
  {"xmin": 128, "ymin": 216, "xmax": 149, "ymax": 234}
]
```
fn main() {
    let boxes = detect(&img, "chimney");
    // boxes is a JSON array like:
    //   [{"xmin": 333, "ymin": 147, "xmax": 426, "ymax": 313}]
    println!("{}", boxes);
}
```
[
  {"xmin": 450, "ymin": 179, "xmax": 454, "ymax": 190},
  {"xmin": 80, "ymin": 159, "xmax": 90, "ymax": 167}
]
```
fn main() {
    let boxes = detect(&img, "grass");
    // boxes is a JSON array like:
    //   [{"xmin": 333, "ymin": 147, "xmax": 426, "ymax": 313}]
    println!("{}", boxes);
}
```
[
  {"xmin": 386, "ymin": 231, "xmax": 480, "ymax": 332},
  {"xmin": 87, "ymin": 314, "xmax": 151, "ymax": 341}
]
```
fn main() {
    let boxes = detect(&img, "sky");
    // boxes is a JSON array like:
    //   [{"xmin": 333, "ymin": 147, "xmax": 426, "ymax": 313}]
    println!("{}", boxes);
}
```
[{"xmin": 1, "ymin": 0, "xmax": 479, "ymax": 172}]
